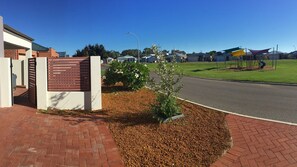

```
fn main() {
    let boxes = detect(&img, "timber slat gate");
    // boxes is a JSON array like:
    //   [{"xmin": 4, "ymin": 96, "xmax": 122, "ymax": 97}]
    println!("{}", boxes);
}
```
[{"xmin": 28, "ymin": 58, "xmax": 37, "ymax": 106}]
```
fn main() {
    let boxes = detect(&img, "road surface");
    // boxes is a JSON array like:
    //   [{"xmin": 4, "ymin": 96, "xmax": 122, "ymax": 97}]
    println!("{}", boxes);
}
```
[{"xmin": 151, "ymin": 74, "xmax": 297, "ymax": 124}]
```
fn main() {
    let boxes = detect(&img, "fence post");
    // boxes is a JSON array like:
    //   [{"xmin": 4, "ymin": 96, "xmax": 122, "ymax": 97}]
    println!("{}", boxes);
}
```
[
  {"xmin": 90, "ymin": 56, "xmax": 102, "ymax": 110},
  {"xmin": 36, "ymin": 57, "xmax": 48, "ymax": 110},
  {"xmin": 0, "ymin": 58, "xmax": 12, "ymax": 107}
]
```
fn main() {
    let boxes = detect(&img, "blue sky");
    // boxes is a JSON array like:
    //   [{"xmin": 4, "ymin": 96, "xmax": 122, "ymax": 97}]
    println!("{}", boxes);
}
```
[{"xmin": 1, "ymin": 0, "xmax": 297, "ymax": 55}]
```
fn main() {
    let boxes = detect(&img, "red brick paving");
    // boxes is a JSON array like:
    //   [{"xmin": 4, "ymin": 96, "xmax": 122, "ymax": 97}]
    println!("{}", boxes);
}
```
[
  {"xmin": 212, "ymin": 114, "xmax": 297, "ymax": 167},
  {"xmin": 0, "ymin": 88, "xmax": 124, "ymax": 167}
]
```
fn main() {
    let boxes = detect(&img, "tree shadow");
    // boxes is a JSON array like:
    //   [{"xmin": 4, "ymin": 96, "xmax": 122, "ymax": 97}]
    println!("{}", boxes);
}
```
[
  {"xmin": 102, "ymin": 85, "xmax": 131, "ymax": 94},
  {"xmin": 38, "ymin": 108, "xmax": 110, "ymax": 125},
  {"xmin": 191, "ymin": 67, "xmax": 217, "ymax": 72},
  {"xmin": 40, "ymin": 107, "xmax": 159, "ymax": 127},
  {"xmin": 103, "ymin": 111, "xmax": 158, "ymax": 127}
]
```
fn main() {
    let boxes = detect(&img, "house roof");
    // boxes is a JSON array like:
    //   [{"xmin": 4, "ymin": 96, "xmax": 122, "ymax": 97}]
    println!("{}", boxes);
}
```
[
  {"xmin": 187, "ymin": 53, "xmax": 205, "ymax": 57},
  {"xmin": 57, "ymin": 52, "xmax": 67, "ymax": 57},
  {"xmin": 32, "ymin": 42, "xmax": 49, "ymax": 51},
  {"xmin": 121, "ymin": 55, "xmax": 136, "ymax": 59},
  {"xmin": 4, "ymin": 24, "xmax": 34, "ymax": 41}
]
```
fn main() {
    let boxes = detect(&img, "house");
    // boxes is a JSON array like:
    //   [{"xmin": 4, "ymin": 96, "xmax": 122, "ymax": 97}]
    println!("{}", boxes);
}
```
[
  {"xmin": 57, "ymin": 52, "xmax": 68, "ymax": 58},
  {"xmin": 1, "ymin": 16, "xmax": 34, "ymax": 107},
  {"xmin": 106, "ymin": 57, "xmax": 114, "ymax": 64},
  {"xmin": 32, "ymin": 42, "xmax": 59, "ymax": 58},
  {"xmin": 187, "ymin": 53, "xmax": 207, "ymax": 62},
  {"xmin": 288, "ymin": 51, "xmax": 297, "ymax": 59},
  {"xmin": 1, "ymin": 16, "xmax": 103, "ymax": 111},
  {"xmin": 5, "ymin": 42, "xmax": 59, "ymax": 59},
  {"xmin": 166, "ymin": 53, "xmax": 187, "ymax": 62},
  {"xmin": 3, "ymin": 24, "xmax": 34, "ymax": 60},
  {"xmin": 117, "ymin": 55, "xmax": 137, "ymax": 63},
  {"xmin": 141, "ymin": 54, "xmax": 157, "ymax": 63}
]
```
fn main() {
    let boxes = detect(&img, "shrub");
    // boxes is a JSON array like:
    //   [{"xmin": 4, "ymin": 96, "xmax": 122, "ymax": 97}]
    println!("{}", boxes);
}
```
[
  {"xmin": 149, "ymin": 45, "xmax": 183, "ymax": 123},
  {"xmin": 150, "ymin": 94, "xmax": 181, "ymax": 122},
  {"xmin": 104, "ymin": 61, "xmax": 149, "ymax": 90},
  {"xmin": 104, "ymin": 61, "xmax": 124, "ymax": 86}
]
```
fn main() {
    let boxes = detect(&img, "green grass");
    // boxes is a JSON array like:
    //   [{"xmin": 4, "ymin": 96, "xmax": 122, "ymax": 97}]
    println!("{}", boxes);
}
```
[
  {"xmin": 101, "ymin": 69, "xmax": 105, "ymax": 76},
  {"xmin": 147, "ymin": 59, "xmax": 297, "ymax": 84}
]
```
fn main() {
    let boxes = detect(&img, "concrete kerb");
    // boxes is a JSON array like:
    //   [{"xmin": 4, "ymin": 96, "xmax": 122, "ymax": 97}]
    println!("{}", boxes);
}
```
[
  {"xmin": 191, "ymin": 76, "xmax": 297, "ymax": 87},
  {"xmin": 176, "ymin": 96, "xmax": 297, "ymax": 127}
]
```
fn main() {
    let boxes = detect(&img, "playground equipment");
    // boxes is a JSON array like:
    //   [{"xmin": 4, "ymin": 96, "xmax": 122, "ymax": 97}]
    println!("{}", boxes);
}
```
[{"xmin": 215, "ymin": 47, "xmax": 279, "ymax": 71}]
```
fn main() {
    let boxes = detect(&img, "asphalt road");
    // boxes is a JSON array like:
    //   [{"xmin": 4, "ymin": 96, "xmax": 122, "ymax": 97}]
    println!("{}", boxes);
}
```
[{"xmin": 151, "ymin": 74, "xmax": 297, "ymax": 124}]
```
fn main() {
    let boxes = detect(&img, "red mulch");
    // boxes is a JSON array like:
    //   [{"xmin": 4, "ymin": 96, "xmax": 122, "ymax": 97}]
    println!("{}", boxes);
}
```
[{"xmin": 102, "ymin": 87, "xmax": 231, "ymax": 166}]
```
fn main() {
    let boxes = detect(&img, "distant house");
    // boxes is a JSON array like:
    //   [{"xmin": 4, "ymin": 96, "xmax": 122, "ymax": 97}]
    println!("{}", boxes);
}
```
[
  {"xmin": 32, "ymin": 42, "xmax": 59, "ymax": 58},
  {"xmin": 141, "ymin": 54, "xmax": 157, "ymax": 63},
  {"xmin": 288, "ymin": 51, "xmax": 297, "ymax": 59},
  {"xmin": 166, "ymin": 53, "xmax": 187, "ymax": 62},
  {"xmin": 57, "ymin": 52, "xmax": 68, "ymax": 58},
  {"xmin": 187, "ymin": 53, "xmax": 207, "ymax": 62},
  {"xmin": 117, "ymin": 55, "xmax": 137, "ymax": 63},
  {"xmin": 107, "ymin": 57, "xmax": 114, "ymax": 64}
]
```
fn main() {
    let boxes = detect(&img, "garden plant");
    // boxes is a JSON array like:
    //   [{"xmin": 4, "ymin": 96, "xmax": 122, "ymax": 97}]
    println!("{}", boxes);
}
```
[
  {"xmin": 149, "ymin": 45, "xmax": 183, "ymax": 123},
  {"xmin": 104, "ymin": 61, "xmax": 149, "ymax": 90}
]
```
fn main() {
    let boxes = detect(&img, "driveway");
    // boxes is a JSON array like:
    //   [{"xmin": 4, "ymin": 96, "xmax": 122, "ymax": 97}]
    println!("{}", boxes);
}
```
[
  {"xmin": 151, "ymin": 74, "xmax": 297, "ymax": 124},
  {"xmin": 0, "ymin": 88, "xmax": 123, "ymax": 167}
]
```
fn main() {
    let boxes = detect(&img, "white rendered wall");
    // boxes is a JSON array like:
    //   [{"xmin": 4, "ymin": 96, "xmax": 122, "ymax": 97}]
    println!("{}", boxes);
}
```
[
  {"xmin": 3, "ymin": 31, "xmax": 32, "ymax": 50},
  {"xmin": 12, "ymin": 60, "xmax": 24, "ymax": 86},
  {"xmin": 36, "ymin": 58, "xmax": 48, "ymax": 110},
  {"xmin": 0, "ymin": 58, "xmax": 12, "ymax": 107},
  {"xmin": 90, "ymin": 56, "xmax": 102, "ymax": 110},
  {"xmin": 47, "ymin": 92, "xmax": 91, "ymax": 110},
  {"xmin": 0, "ymin": 17, "xmax": 13, "ymax": 108}
]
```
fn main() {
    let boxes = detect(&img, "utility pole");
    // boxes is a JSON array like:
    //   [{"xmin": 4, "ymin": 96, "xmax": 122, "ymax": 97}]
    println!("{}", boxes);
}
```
[{"xmin": 127, "ymin": 32, "xmax": 140, "ymax": 63}]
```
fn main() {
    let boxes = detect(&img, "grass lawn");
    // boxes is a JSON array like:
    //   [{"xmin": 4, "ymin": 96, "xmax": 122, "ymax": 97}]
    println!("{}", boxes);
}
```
[{"xmin": 147, "ymin": 59, "xmax": 297, "ymax": 84}]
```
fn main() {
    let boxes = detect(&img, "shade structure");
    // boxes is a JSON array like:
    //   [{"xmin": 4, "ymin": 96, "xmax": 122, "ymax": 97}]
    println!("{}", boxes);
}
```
[
  {"xmin": 231, "ymin": 49, "xmax": 245, "ymax": 57},
  {"xmin": 249, "ymin": 49, "xmax": 270, "ymax": 56},
  {"xmin": 223, "ymin": 47, "xmax": 242, "ymax": 53}
]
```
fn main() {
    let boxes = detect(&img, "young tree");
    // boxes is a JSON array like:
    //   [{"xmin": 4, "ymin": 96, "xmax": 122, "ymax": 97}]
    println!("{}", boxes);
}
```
[{"xmin": 149, "ymin": 45, "xmax": 183, "ymax": 123}]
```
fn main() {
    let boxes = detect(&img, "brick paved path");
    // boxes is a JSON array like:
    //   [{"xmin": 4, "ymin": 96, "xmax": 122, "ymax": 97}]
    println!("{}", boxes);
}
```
[
  {"xmin": 212, "ymin": 114, "xmax": 297, "ymax": 167},
  {"xmin": 0, "ymin": 88, "xmax": 124, "ymax": 167}
]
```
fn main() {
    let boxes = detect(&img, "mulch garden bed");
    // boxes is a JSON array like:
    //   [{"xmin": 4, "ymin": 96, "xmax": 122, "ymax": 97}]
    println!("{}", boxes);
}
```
[{"xmin": 102, "ymin": 86, "xmax": 231, "ymax": 166}]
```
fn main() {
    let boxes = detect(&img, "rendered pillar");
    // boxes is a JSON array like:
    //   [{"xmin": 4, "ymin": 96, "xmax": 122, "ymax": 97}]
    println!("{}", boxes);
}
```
[
  {"xmin": 90, "ymin": 56, "xmax": 102, "ymax": 110},
  {"xmin": 0, "ymin": 58, "xmax": 12, "ymax": 107},
  {"xmin": 36, "ymin": 58, "xmax": 48, "ymax": 110},
  {"xmin": 0, "ymin": 17, "xmax": 12, "ymax": 107}
]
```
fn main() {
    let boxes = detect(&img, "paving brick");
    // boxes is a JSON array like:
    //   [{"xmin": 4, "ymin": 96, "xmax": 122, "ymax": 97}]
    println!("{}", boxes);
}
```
[
  {"xmin": 0, "ymin": 88, "xmax": 123, "ymax": 167},
  {"xmin": 212, "ymin": 114, "xmax": 297, "ymax": 167}
]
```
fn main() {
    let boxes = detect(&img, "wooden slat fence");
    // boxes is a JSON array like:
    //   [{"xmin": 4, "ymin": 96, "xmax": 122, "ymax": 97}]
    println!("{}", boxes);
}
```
[
  {"xmin": 28, "ymin": 58, "xmax": 37, "ymax": 106},
  {"xmin": 47, "ymin": 57, "xmax": 90, "ymax": 91}
]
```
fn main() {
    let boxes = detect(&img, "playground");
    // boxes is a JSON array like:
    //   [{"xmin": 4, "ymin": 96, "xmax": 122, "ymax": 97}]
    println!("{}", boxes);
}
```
[{"xmin": 215, "ymin": 47, "xmax": 278, "ymax": 71}]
